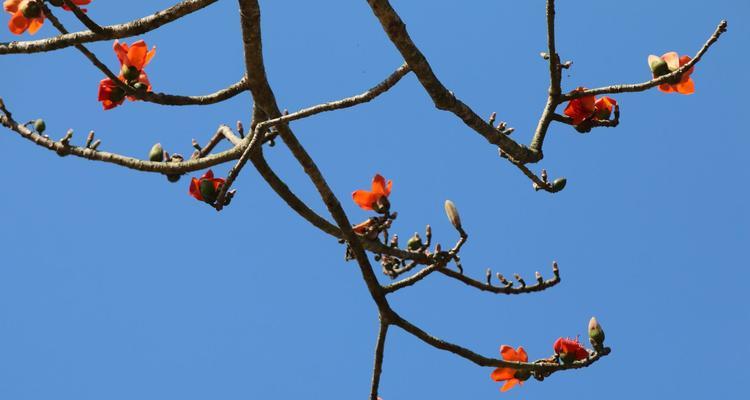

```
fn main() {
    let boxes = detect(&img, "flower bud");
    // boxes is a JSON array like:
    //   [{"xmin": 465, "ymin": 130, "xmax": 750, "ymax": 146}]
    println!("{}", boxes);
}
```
[
  {"xmin": 551, "ymin": 178, "xmax": 567, "ymax": 192},
  {"xmin": 588, "ymin": 317, "xmax": 605, "ymax": 347},
  {"xmin": 407, "ymin": 233, "xmax": 423, "ymax": 251},
  {"xmin": 444, "ymin": 200, "xmax": 461, "ymax": 229},
  {"xmin": 21, "ymin": 1, "xmax": 41, "ymax": 19},
  {"xmin": 121, "ymin": 65, "xmax": 141, "ymax": 82},
  {"xmin": 166, "ymin": 174, "xmax": 181, "ymax": 183},
  {"xmin": 648, "ymin": 55, "xmax": 670, "ymax": 78},
  {"xmin": 148, "ymin": 143, "xmax": 164, "ymax": 162},
  {"xmin": 33, "ymin": 118, "xmax": 46, "ymax": 133}
]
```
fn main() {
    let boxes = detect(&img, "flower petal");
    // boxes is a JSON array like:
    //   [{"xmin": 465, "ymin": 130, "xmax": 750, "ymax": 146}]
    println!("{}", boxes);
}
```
[
  {"xmin": 516, "ymin": 346, "xmax": 528, "ymax": 362},
  {"xmin": 490, "ymin": 367, "xmax": 515, "ymax": 382},
  {"xmin": 675, "ymin": 78, "xmax": 695, "ymax": 95},
  {"xmin": 661, "ymin": 52, "xmax": 680, "ymax": 71},
  {"xmin": 127, "ymin": 40, "xmax": 148, "ymax": 70},
  {"xmin": 27, "ymin": 16, "xmax": 43, "ymax": 35},
  {"xmin": 500, "ymin": 379, "xmax": 519, "ymax": 392},
  {"xmin": 371, "ymin": 174, "xmax": 387, "ymax": 196},
  {"xmin": 352, "ymin": 190, "xmax": 378, "ymax": 211},
  {"xmin": 4, "ymin": 0, "xmax": 22, "ymax": 13},
  {"xmin": 500, "ymin": 345, "xmax": 519, "ymax": 361},
  {"xmin": 189, "ymin": 177, "xmax": 203, "ymax": 201},
  {"xmin": 113, "ymin": 40, "xmax": 129, "ymax": 65}
]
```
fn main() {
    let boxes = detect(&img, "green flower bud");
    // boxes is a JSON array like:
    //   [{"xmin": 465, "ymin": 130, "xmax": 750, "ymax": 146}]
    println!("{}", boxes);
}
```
[
  {"xmin": 148, "ymin": 143, "xmax": 164, "ymax": 162},
  {"xmin": 166, "ymin": 174, "xmax": 181, "ymax": 183},
  {"xmin": 121, "ymin": 65, "xmax": 140, "ymax": 82},
  {"xmin": 588, "ymin": 317, "xmax": 605, "ymax": 347},
  {"xmin": 33, "ymin": 118, "xmax": 46, "ymax": 133},
  {"xmin": 551, "ymin": 178, "xmax": 567, "ymax": 192},
  {"xmin": 407, "ymin": 233, "xmax": 423, "ymax": 251},
  {"xmin": 648, "ymin": 55, "xmax": 670, "ymax": 78},
  {"xmin": 444, "ymin": 200, "xmax": 462, "ymax": 229},
  {"xmin": 21, "ymin": 2, "xmax": 41, "ymax": 19}
]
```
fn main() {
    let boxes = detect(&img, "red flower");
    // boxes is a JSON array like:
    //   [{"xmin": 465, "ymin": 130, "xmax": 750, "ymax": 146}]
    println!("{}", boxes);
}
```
[
  {"xmin": 97, "ymin": 78, "xmax": 126, "ymax": 110},
  {"xmin": 563, "ymin": 87, "xmax": 617, "ymax": 125},
  {"xmin": 490, "ymin": 345, "xmax": 529, "ymax": 393},
  {"xmin": 553, "ymin": 337, "xmax": 589, "ymax": 363},
  {"xmin": 352, "ymin": 174, "xmax": 392, "ymax": 212},
  {"xmin": 189, "ymin": 170, "xmax": 226, "ymax": 204},
  {"xmin": 4, "ymin": 0, "xmax": 91, "ymax": 35},
  {"xmin": 648, "ymin": 52, "xmax": 695, "ymax": 95}
]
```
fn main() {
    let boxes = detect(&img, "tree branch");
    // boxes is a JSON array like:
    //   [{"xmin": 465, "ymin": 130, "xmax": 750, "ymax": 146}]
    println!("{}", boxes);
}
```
[
  {"xmin": 0, "ymin": 0, "xmax": 219, "ymax": 55},
  {"xmin": 369, "ymin": 321, "xmax": 389, "ymax": 400}
]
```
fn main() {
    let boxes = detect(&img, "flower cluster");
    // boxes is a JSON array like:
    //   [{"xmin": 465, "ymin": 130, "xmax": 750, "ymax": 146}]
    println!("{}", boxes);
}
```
[
  {"xmin": 98, "ymin": 40, "xmax": 156, "ymax": 110},
  {"xmin": 188, "ymin": 170, "xmax": 225, "ymax": 205},
  {"xmin": 563, "ymin": 87, "xmax": 617, "ymax": 126},
  {"xmin": 648, "ymin": 51, "xmax": 695, "ymax": 94},
  {"xmin": 3, "ymin": 0, "xmax": 91, "ymax": 35}
]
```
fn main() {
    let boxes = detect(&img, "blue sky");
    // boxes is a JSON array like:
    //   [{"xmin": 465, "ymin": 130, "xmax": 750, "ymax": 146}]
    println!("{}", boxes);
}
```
[{"xmin": 1, "ymin": 1, "xmax": 748, "ymax": 399}]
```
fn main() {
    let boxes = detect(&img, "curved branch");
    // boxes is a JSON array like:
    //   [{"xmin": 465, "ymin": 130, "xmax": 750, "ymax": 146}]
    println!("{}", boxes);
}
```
[
  {"xmin": 562, "ymin": 20, "xmax": 727, "ymax": 101},
  {"xmin": 142, "ymin": 78, "xmax": 249, "ymax": 106},
  {"xmin": 437, "ymin": 267, "xmax": 560, "ymax": 295},
  {"xmin": 391, "ymin": 312, "xmax": 610, "ymax": 374},
  {"xmin": 0, "ymin": 0, "xmax": 219, "ymax": 55}
]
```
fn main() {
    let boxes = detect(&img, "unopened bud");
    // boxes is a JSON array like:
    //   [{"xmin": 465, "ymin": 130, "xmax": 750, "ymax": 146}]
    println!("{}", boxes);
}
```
[
  {"xmin": 588, "ymin": 317, "xmax": 605, "ymax": 347},
  {"xmin": 551, "ymin": 178, "xmax": 567, "ymax": 192},
  {"xmin": 444, "ymin": 200, "xmax": 461, "ymax": 229},
  {"xmin": 199, "ymin": 179, "xmax": 220, "ymax": 204},
  {"xmin": 149, "ymin": 143, "xmax": 164, "ymax": 162},
  {"xmin": 407, "ymin": 233, "xmax": 423, "ymax": 251},
  {"xmin": 33, "ymin": 118, "xmax": 46, "ymax": 133}
]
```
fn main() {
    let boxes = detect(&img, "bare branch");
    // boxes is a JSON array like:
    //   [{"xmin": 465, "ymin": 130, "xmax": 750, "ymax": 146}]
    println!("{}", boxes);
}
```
[{"xmin": 369, "ymin": 321, "xmax": 389, "ymax": 400}]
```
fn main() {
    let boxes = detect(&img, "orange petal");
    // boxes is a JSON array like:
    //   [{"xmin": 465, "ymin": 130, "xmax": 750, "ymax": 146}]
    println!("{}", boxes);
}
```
[
  {"xmin": 4, "ymin": 0, "xmax": 21, "ymax": 13},
  {"xmin": 8, "ymin": 11, "xmax": 29, "ymax": 34},
  {"xmin": 516, "ymin": 346, "xmax": 528, "ymax": 362},
  {"xmin": 675, "ymin": 78, "xmax": 695, "ymax": 95},
  {"xmin": 27, "ymin": 16, "xmax": 43, "ymax": 35},
  {"xmin": 127, "ymin": 40, "xmax": 148, "ymax": 70},
  {"xmin": 500, "ymin": 345, "xmax": 518, "ymax": 361},
  {"xmin": 144, "ymin": 46, "xmax": 157, "ymax": 67},
  {"xmin": 113, "ymin": 40, "xmax": 129, "ymax": 65},
  {"xmin": 658, "ymin": 83, "xmax": 674, "ymax": 93},
  {"xmin": 371, "ymin": 174, "xmax": 387, "ymax": 196},
  {"xmin": 500, "ymin": 379, "xmax": 519, "ymax": 392},
  {"xmin": 352, "ymin": 190, "xmax": 378, "ymax": 211},
  {"xmin": 189, "ymin": 178, "xmax": 203, "ymax": 201},
  {"xmin": 490, "ymin": 367, "xmax": 515, "ymax": 382}
]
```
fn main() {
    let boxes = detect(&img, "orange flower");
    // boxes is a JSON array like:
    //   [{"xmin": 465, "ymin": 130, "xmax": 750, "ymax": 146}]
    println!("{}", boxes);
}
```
[
  {"xmin": 563, "ymin": 87, "xmax": 617, "ymax": 125},
  {"xmin": 490, "ymin": 345, "xmax": 529, "ymax": 393},
  {"xmin": 189, "ymin": 170, "xmax": 226, "ymax": 204},
  {"xmin": 97, "ymin": 78, "xmax": 126, "ymax": 110},
  {"xmin": 352, "ymin": 174, "xmax": 392, "ymax": 212},
  {"xmin": 113, "ymin": 39, "xmax": 156, "ymax": 75},
  {"xmin": 648, "ymin": 52, "xmax": 695, "ymax": 95},
  {"xmin": 3, "ymin": 0, "xmax": 91, "ymax": 35},
  {"xmin": 553, "ymin": 337, "xmax": 589, "ymax": 363}
]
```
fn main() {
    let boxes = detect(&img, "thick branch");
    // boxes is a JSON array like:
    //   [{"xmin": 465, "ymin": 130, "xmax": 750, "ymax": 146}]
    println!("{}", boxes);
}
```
[
  {"xmin": 0, "ymin": 0, "xmax": 219, "ymax": 55},
  {"xmin": 365, "ymin": 0, "xmax": 539, "ymax": 164}
]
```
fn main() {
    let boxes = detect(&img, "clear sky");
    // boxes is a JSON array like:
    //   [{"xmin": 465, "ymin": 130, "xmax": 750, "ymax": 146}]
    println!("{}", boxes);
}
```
[{"xmin": 1, "ymin": 1, "xmax": 748, "ymax": 399}]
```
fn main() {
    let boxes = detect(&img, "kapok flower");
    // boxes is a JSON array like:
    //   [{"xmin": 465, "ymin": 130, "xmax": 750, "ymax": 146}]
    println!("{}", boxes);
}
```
[
  {"xmin": 352, "ymin": 174, "xmax": 392, "ymax": 213},
  {"xmin": 97, "ymin": 78, "xmax": 126, "ymax": 110},
  {"xmin": 189, "ymin": 170, "xmax": 226, "ymax": 204},
  {"xmin": 553, "ymin": 337, "xmax": 589, "ymax": 363},
  {"xmin": 113, "ymin": 39, "xmax": 156, "ymax": 83},
  {"xmin": 563, "ymin": 88, "xmax": 618, "ymax": 125},
  {"xmin": 4, "ymin": 0, "xmax": 91, "ymax": 35},
  {"xmin": 648, "ymin": 52, "xmax": 695, "ymax": 95},
  {"xmin": 490, "ymin": 345, "xmax": 530, "ymax": 393}
]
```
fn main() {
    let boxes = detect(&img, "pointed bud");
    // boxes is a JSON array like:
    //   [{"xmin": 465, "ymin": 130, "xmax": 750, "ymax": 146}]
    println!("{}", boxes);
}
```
[
  {"xmin": 444, "ymin": 200, "xmax": 461, "ymax": 229},
  {"xmin": 407, "ymin": 233, "xmax": 423, "ymax": 251},
  {"xmin": 648, "ymin": 55, "xmax": 670, "ymax": 78},
  {"xmin": 33, "ymin": 118, "xmax": 46, "ymax": 133},
  {"xmin": 149, "ymin": 143, "xmax": 164, "ymax": 162},
  {"xmin": 551, "ymin": 178, "xmax": 567, "ymax": 192},
  {"xmin": 588, "ymin": 317, "xmax": 605, "ymax": 347}
]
